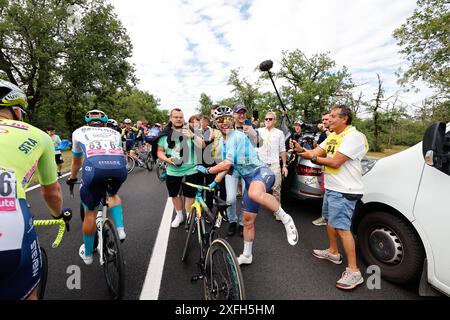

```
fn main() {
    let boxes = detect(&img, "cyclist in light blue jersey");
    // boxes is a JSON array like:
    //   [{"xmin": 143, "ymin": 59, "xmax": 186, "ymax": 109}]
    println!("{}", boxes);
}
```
[{"xmin": 197, "ymin": 106, "xmax": 299, "ymax": 266}]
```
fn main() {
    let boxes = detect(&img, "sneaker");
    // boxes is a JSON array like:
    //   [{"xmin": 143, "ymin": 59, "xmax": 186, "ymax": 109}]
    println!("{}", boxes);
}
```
[
  {"xmin": 312, "ymin": 249, "xmax": 343, "ymax": 265},
  {"xmin": 336, "ymin": 268, "xmax": 364, "ymax": 290},
  {"xmin": 312, "ymin": 216, "xmax": 327, "ymax": 226},
  {"xmin": 171, "ymin": 214, "xmax": 184, "ymax": 228},
  {"xmin": 282, "ymin": 214, "xmax": 298, "ymax": 245},
  {"xmin": 237, "ymin": 254, "xmax": 252, "ymax": 265},
  {"xmin": 238, "ymin": 225, "xmax": 244, "ymax": 237},
  {"xmin": 79, "ymin": 244, "xmax": 93, "ymax": 265},
  {"xmin": 227, "ymin": 222, "xmax": 237, "ymax": 236},
  {"xmin": 117, "ymin": 227, "xmax": 126, "ymax": 242}
]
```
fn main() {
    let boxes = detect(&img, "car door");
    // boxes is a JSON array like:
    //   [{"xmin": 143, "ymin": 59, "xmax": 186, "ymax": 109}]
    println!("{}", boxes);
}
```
[{"xmin": 414, "ymin": 132, "xmax": 450, "ymax": 291}]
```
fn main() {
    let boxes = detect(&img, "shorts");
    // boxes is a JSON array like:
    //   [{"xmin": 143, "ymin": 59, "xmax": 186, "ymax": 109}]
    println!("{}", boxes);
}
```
[
  {"xmin": 55, "ymin": 154, "xmax": 64, "ymax": 164},
  {"xmin": 166, "ymin": 173, "xmax": 202, "ymax": 198},
  {"xmin": 0, "ymin": 199, "xmax": 42, "ymax": 300},
  {"xmin": 125, "ymin": 140, "xmax": 134, "ymax": 152},
  {"xmin": 322, "ymin": 189, "xmax": 361, "ymax": 231},
  {"xmin": 80, "ymin": 158, "xmax": 127, "ymax": 210},
  {"xmin": 241, "ymin": 167, "xmax": 275, "ymax": 214}
]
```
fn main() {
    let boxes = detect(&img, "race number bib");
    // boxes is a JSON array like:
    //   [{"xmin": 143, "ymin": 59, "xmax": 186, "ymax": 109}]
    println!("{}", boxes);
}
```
[
  {"xmin": 86, "ymin": 139, "xmax": 123, "ymax": 157},
  {"xmin": 0, "ymin": 168, "xmax": 17, "ymax": 212}
]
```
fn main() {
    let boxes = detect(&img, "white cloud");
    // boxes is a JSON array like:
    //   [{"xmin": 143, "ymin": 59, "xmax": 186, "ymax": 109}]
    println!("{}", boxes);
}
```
[{"xmin": 108, "ymin": 0, "xmax": 435, "ymax": 120}]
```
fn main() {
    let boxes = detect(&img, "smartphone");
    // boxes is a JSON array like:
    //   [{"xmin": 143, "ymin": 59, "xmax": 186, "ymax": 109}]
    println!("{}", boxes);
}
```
[{"xmin": 244, "ymin": 119, "xmax": 252, "ymax": 126}]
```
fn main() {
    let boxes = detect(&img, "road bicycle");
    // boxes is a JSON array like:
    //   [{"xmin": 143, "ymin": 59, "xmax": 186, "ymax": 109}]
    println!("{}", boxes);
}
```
[
  {"xmin": 33, "ymin": 210, "xmax": 72, "ymax": 300},
  {"xmin": 126, "ymin": 146, "xmax": 154, "ymax": 173},
  {"xmin": 181, "ymin": 181, "xmax": 245, "ymax": 300},
  {"xmin": 69, "ymin": 181, "xmax": 125, "ymax": 300}
]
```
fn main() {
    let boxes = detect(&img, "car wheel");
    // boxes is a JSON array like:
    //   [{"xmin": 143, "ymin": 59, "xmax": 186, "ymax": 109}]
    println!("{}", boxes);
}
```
[{"xmin": 357, "ymin": 211, "xmax": 424, "ymax": 284}]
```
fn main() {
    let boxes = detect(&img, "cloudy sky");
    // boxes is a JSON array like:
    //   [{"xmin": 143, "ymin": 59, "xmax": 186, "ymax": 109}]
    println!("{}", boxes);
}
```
[{"xmin": 108, "ymin": 0, "xmax": 435, "ymax": 118}]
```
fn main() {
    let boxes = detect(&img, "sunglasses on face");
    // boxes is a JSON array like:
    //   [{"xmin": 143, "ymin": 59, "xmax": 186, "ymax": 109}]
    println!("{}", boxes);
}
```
[
  {"xmin": 217, "ymin": 116, "xmax": 233, "ymax": 124},
  {"xmin": 265, "ymin": 118, "xmax": 274, "ymax": 121}
]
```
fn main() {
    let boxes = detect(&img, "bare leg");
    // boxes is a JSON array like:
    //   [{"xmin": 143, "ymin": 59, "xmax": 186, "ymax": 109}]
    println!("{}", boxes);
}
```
[
  {"xmin": 337, "ymin": 229, "xmax": 359, "ymax": 271},
  {"xmin": 242, "ymin": 211, "xmax": 256, "ymax": 242},
  {"xmin": 327, "ymin": 225, "xmax": 340, "ymax": 255}
]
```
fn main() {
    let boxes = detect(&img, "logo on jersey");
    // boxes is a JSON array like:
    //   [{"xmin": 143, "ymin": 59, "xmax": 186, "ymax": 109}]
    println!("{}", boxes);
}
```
[
  {"xmin": 0, "ymin": 122, "xmax": 29, "ymax": 131},
  {"xmin": 18, "ymin": 138, "xmax": 38, "ymax": 155}
]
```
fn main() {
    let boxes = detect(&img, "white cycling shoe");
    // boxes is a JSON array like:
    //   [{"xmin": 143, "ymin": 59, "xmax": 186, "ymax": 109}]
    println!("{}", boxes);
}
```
[
  {"xmin": 117, "ymin": 227, "xmax": 126, "ymax": 241},
  {"xmin": 283, "ymin": 214, "xmax": 299, "ymax": 246},
  {"xmin": 237, "ymin": 254, "xmax": 253, "ymax": 265},
  {"xmin": 79, "ymin": 244, "xmax": 94, "ymax": 265}
]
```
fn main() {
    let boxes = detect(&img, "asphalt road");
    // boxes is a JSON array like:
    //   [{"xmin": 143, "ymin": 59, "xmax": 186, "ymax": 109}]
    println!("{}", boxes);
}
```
[{"xmin": 28, "ymin": 168, "xmax": 424, "ymax": 300}]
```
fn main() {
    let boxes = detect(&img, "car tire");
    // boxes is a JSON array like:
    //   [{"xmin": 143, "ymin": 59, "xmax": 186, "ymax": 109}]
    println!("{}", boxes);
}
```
[{"xmin": 357, "ymin": 211, "xmax": 424, "ymax": 284}]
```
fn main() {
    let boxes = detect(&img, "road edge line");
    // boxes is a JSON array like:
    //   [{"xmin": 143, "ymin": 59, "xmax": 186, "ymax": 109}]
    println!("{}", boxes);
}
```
[
  {"xmin": 26, "ymin": 172, "xmax": 72, "ymax": 193},
  {"xmin": 139, "ymin": 197, "xmax": 173, "ymax": 300}
]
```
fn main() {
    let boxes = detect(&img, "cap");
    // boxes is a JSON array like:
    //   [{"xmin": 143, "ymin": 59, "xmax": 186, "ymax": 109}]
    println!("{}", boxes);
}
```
[{"xmin": 233, "ymin": 103, "xmax": 247, "ymax": 113}]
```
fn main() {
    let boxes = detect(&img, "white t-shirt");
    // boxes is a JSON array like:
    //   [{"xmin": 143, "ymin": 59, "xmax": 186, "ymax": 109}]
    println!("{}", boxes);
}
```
[
  {"xmin": 319, "ymin": 130, "xmax": 368, "ymax": 194},
  {"xmin": 256, "ymin": 127, "xmax": 286, "ymax": 166}
]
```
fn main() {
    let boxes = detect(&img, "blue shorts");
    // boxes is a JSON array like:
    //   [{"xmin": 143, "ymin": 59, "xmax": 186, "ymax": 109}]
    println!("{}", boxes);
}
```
[
  {"xmin": 322, "ymin": 189, "xmax": 360, "ymax": 231},
  {"xmin": 241, "ymin": 167, "xmax": 275, "ymax": 214},
  {"xmin": 125, "ymin": 140, "xmax": 134, "ymax": 152},
  {"xmin": 81, "ymin": 157, "xmax": 127, "ymax": 210},
  {"xmin": 0, "ymin": 199, "xmax": 42, "ymax": 300}
]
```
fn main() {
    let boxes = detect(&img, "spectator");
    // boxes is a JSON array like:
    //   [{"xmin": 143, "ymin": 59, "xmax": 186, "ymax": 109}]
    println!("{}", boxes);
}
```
[
  {"xmin": 46, "ymin": 126, "xmax": 63, "ymax": 177},
  {"xmin": 293, "ymin": 104, "xmax": 368, "ymax": 290},
  {"xmin": 156, "ymin": 108, "xmax": 204, "ymax": 228},
  {"xmin": 135, "ymin": 120, "xmax": 145, "ymax": 152},
  {"xmin": 210, "ymin": 104, "xmax": 219, "ymax": 129},
  {"xmin": 256, "ymin": 111, "xmax": 288, "ymax": 220}
]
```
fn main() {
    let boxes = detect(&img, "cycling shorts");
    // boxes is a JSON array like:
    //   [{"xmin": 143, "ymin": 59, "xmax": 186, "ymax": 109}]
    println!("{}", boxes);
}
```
[
  {"xmin": 241, "ymin": 166, "xmax": 275, "ymax": 214},
  {"xmin": 80, "ymin": 157, "xmax": 127, "ymax": 210},
  {"xmin": 125, "ymin": 140, "xmax": 134, "ymax": 152},
  {"xmin": 0, "ymin": 199, "xmax": 42, "ymax": 300}
]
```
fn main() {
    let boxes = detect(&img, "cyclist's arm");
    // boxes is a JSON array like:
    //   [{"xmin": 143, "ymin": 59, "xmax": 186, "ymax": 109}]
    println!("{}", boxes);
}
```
[
  {"xmin": 213, "ymin": 170, "xmax": 228, "ymax": 184},
  {"xmin": 206, "ymin": 159, "xmax": 232, "ymax": 176},
  {"xmin": 41, "ymin": 182, "xmax": 63, "ymax": 218},
  {"xmin": 70, "ymin": 156, "xmax": 83, "ymax": 179}
]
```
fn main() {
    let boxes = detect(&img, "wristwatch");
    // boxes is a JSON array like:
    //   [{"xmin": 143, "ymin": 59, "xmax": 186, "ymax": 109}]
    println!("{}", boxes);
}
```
[{"xmin": 311, "ymin": 155, "xmax": 318, "ymax": 164}]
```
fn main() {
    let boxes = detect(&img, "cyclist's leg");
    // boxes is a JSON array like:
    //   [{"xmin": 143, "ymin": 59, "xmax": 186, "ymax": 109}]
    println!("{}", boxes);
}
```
[{"xmin": 106, "ymin": 166, "xmax": 127, "ymax": 239}]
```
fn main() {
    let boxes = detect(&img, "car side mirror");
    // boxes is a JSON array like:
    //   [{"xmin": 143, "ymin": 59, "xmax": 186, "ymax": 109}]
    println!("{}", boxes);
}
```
[{"xmin": 422, "ymin": 122, "xmax": 450, "ymax": 175}]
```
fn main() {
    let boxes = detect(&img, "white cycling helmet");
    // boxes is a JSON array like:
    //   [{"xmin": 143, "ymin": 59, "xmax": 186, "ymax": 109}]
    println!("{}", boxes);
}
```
[
  {"xmin": 123, "ymin": 118, "xmax": 132, "ymax": 124},
  {"xmin": 213, "ymin": 106, "xmax": 233, "ymax": 119}
]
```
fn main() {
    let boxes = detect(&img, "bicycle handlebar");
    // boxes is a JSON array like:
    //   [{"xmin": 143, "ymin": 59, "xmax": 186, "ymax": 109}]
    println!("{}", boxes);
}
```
[
  {"xmin": 33, "ymin": 219, "xmax": 67, "ymax": 248},
  {"xmin": 183, "ymin": 182, "xmax": 214, "ymax": 192}
]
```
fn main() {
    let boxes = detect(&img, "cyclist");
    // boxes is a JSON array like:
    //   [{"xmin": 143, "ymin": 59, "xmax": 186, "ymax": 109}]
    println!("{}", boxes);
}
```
[
  {"xmin": 0, "ymin": 80, "xmax": 69, "ymax": 300},
  {"xmin": 197, "ymin": 106, "xmax": 298, "ymax": 265},
  {"xmin": 122, "ymin": 118, "xmax": 143, "ymax": 167},
  {"xmin": 107, "ymin": 119, "xmax": 122, "ymax": 135},
  {"xmin": 67, "ymin": 110, "xmax": 127, "ymax": 265}
]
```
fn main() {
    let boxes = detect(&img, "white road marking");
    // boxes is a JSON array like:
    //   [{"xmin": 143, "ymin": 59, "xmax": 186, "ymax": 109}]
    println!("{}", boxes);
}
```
[
  {"xmin": 26, "ymin": 172, "xmax": 72, "ymax": 192},
  {"xmin": 139, "ymin": 197, "xmax": 174, "ymax": 300}
]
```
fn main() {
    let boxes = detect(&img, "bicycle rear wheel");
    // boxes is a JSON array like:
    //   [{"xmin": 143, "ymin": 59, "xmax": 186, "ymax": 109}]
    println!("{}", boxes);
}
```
[
  {"xmin": 37, "ymin": 247, "xmax": 48, "ymax": 300},
  {"xmin": 102, "ymin": 219, "xmax": 125, "ymax": 300},
  {"xmin": 203, "ymin": 238, "xmax": 245, "ymax": 300},
  {"xmin": 126, "ymin": 156, "xmax": 135, "ymax": 173},
  {"xmin": 181, "ymin": 209, "xmax": 196, "ymax": 262}
]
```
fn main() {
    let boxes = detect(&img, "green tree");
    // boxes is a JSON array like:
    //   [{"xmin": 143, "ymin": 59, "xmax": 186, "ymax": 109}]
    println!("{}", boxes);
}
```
[
  {"xmin": 197, "ymin": 93, "xmax": 213, "ymax": 116},
  {"xmin": 275, "ymin": 49, "xmax": 354, "ymax": 122},
  {"xmin": 0, "ymin": 0, "xmax": 135, "ymax": 130},
  {"xmin": 393, "ymin": 0, "xmax": 450, "ymax": 95}
]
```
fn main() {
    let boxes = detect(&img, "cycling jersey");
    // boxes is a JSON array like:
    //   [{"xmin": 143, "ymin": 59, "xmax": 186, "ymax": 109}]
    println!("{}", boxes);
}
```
[
  {"xmin": 72, "ymin": 126, "xmax": 127, "ymax": 210},
  {"xmin": 0, "ymin": 119, "xmax": 57, "ymax": 299}
]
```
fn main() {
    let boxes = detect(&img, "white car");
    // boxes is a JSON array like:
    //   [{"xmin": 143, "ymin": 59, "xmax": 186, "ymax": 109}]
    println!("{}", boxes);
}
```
[{"xmin": 353, "ymin": 122, "xmax": 450, "ymax": 296}]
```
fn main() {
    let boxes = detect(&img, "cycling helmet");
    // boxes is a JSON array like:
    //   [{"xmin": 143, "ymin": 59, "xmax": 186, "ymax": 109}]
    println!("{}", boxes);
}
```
[
  {"xmin": 213, "ymin": 106, "xmax": 233, "ymax": 119},
  {"xmin": 0, "ymin": 80, "xmax": 28, "ymax": 109},
  {"xmin": 123, "ymin": 118, "xmax": 132, "ymax": 124},
  {"xmin": 85, "ymin": 109, "xmax": 108, "ymax": 124},
  {"xmin": 107, "ymin": 119, "xmax": 118, "ymax": 127}
]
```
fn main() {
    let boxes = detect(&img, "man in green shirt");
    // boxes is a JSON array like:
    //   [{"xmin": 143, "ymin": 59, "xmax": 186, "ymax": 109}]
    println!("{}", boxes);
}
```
[
  {"xmin": 46, "ymin": 126, "xmax": 63, "ymax": 177},
  {"xmin": 157, "ymin": 108, "xmax": 205, "ymax": 228}
]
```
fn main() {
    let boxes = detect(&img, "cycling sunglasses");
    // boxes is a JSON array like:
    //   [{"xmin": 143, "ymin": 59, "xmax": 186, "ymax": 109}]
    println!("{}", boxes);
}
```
[{"xmin": 216, "ymin": 116, "xmax": 233, "ymax": 124}]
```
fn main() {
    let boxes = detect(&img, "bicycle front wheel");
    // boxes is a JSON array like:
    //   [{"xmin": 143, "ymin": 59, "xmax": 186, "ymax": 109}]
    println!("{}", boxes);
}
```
[
  {"xmin": 37, "ymin": 247, "xmax": 48, "ymax": 300},
  {"xmin": 203, "ymin": 239, "xmax": 245, "ymax": 300},
  {"xmin": 181, "ymin": 209, "xmax": 196, "ymax": 262},
  {"xmin": 102, "ymin": 219, "xmax": 125, "ymax": 300}
]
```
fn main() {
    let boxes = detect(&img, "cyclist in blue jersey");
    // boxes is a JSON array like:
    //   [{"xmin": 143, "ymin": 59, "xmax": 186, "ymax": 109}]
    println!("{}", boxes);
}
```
[
  {"xmin": 67, "ymin": 110, "xmax": 127, "ymax": 265},
  {"xmin": 197, "ymin": 106, "xmax": 298, "ymax": 266}
]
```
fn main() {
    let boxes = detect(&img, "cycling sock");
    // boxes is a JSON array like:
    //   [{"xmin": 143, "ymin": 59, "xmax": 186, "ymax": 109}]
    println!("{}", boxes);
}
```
[
  {"xmin": 176, "ymin": 209, "xmax": 183, "ymax": 219},
  {"xmin": 275, "ymin": 207, "xmax": 289, "ymax": 223},
  {"xmin": 83, "ymin": 234, "xmax": 95, "ymax": 257},
  {"xmin": 243, "ymin": 241, "xmax": 253, "ymax": 257},
  {"xmin": 110, "ymin": 205, "xmax": 124, "ymax": 229}
]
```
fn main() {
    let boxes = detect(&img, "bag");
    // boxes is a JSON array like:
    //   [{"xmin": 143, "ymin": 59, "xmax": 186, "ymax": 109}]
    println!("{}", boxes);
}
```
[{"xmin": 342, "ymin": 193, "xmax": 363, "ymax": 201}]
